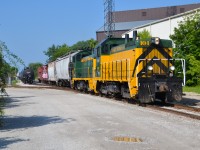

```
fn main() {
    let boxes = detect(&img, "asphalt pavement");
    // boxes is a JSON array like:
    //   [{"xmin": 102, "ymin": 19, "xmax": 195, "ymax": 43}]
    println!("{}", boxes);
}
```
[{"xmin": 0, "ymin": 87, "xmax": 200, "ymax": 150}]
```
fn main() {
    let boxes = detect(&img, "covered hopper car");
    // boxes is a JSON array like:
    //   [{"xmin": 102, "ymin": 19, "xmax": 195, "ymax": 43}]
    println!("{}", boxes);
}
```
[
  {"xmin": 55, "ymin": 51, "xmax": 80, "ymax": 86},
  {"xmin": 46, "ymin": 51, "xmax": 88, "ymax": 86}
]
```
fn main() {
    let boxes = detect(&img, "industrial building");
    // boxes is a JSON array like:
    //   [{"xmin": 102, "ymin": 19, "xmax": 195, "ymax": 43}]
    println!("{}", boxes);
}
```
[
  {"xmin": 96, "ymin": 3, "xmax": 200, "ymax": 42},
  {"xmin": 122, "ymin": 8, "xmax": 200, "ymax": 40}
]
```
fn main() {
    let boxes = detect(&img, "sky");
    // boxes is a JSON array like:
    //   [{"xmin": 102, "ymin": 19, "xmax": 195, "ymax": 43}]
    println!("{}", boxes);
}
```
[{"xmin": 0, "ymin": 0, "xmax": 200, "ymax": 70}]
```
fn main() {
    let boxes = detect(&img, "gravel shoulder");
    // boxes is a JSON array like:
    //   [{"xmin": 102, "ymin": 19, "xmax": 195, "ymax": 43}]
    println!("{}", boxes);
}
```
[{"xmin": 0, "ymin": 87, "xmax": 200, "ymax": 150}]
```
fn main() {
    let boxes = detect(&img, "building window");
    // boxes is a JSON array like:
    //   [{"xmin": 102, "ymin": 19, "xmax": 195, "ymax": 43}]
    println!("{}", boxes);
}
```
[
  {"xmin": 142, "ymin": 12, "xmax": 147, "ymax": 16},
  {"xmin": 180, "ymin": 8, "xmax": 185, "ymax": 13}
]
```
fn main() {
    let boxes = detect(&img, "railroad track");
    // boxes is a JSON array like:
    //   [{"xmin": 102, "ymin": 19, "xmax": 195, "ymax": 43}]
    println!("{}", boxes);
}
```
[
  {"xmin": 9, "ymin": 84, "xmax": 200, "ymax": 120},
  {"xmin": 171, "ymin": 103, "xmax": 200, "ymax": 113},
  {"xmin": 145, "ymin": 104, "xmax": 200, "ymax": 120},
  {"xmin": 9, "ymin": 84, "xmax": 76, "ymax": 92}
]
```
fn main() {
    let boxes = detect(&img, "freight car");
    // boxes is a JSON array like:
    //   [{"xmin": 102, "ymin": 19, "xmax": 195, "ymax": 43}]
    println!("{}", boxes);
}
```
[
  {"xmin": 72, "ymin": 31, "xmax": 185, "ymax": 103},
  {"xmin": 47, "ymin": 61, "xmax": 56, "ymax": 84},
  {"xmin": 55, "ymin": 51, "xmax": 80, "ymax": 86},
  {"xmin": 37, "ymin": 65, "xmax": 48, "ymax": 83},
  {"xmin": 46, "ymin": 51, "xmax": 87, "ymax": 86},
  {"xmin": 19, "ymin": 67, "xmax": 34, "ymax": 84}
]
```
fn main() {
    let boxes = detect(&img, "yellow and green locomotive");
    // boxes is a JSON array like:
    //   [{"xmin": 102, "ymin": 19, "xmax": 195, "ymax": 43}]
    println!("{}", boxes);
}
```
[{"xmin": 71, "ymin": 31, "xmax": 185, "ymax": 103}]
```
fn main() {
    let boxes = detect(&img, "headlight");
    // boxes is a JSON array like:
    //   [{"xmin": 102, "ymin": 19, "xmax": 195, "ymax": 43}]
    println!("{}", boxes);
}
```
[
  {"xmin": 155, "ymin": 37, "xmax": 160, "ymax": 45},
  {"xmin": 170, "ymin": 66, "xmax": 175, "ymax": 71},
  {"xmin": 151, "ymin": 37, "xmax": 160, "ymax": 45},
  {"xmin": 148, "ymin": 66, "xmax": 153, "ymax": 71}
]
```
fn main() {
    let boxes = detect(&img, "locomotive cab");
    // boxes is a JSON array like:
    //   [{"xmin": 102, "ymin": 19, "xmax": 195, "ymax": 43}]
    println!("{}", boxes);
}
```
[{"xmin": 93, "ymin": 38, "xmax": 125, "ymax": 78}]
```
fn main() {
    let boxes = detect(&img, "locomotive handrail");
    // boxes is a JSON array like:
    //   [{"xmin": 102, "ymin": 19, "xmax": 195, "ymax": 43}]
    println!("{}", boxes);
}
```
[{"xmin": 137, "ymin": 58, "xmax": 186, "ymax": 86}]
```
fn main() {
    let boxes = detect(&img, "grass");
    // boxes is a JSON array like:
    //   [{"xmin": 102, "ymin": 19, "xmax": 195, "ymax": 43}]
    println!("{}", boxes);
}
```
[{"xmin": 183, "ymin": 86, "xmax": 200, "ymax": 94}]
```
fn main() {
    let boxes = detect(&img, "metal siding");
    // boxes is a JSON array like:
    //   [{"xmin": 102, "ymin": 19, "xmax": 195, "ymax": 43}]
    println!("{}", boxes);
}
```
[
  {"xmin": 48, "ymin": 61, "xmax": 56, "ymax": 81},
  {"xmin": 55, "ymin": 52, "xmax": 79, "ymax": 80},
  {"xmin": 56, "ymin": 57, "xmax": 70, "ymax": 80}
]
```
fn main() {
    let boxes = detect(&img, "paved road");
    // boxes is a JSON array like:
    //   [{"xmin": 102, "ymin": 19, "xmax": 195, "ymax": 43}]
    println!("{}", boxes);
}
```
[{"xmin": 0, "ymin": 88, "xmax": 200, "ymax": 150}]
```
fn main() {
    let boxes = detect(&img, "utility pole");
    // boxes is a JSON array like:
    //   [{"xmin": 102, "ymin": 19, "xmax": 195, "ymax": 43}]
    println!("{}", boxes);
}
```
[{"xmin": 104, "ymin": 0, "xmax": 115, "ymax": 37}]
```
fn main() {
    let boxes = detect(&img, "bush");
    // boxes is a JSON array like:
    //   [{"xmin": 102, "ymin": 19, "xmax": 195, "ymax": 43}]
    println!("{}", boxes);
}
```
[
  {"xmin": 137, "ymin": 29, "xmax": 152, "ymax": 40},
  {"xmin": 170, "ymin": 12, "xmax": 200, "ymax": 86},
  {"xmin": 12, "ymin": 79, "xmax": 19, "ymax": 86}
]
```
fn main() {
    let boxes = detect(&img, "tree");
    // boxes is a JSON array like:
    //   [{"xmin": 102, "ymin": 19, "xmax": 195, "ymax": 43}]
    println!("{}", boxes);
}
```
[
  {"xmin": 0, "ymin": 41, "xmax": 25, "ymax": 87},
  {"xmin": 28, "ymin": 62, "xmax": 43, "ymax": 79},
  {"xmin": 43, "ymin": 44, "xmax": 57, "ymax": 62},
  {"xmin": 44, "ymin": 38, "xmax": 98, "ymax": 63},
  {"xmin": 44, "ymin": 44, "xmax": 71, "ymax": 63},
  {"xmin": 53, "ymin": 44, "xmax": 71, "ymax": 60},
  {"xmin": 0, "ymin": 41, "xmax": 24, "ymax": 125},
  {"xmin": 70, "ymin": 38, "xmax": 98, "ymax": 50},
  {"xmin": 170, "ymin": 12, "xmax": 200, "ymax": 86},
  {"xmin": 137, "ymin": 29, "xmax": 152, "ymax": 40}
]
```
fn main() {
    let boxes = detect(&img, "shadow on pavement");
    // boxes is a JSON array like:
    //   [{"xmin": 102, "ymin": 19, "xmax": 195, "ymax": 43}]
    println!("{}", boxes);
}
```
[
  {"xmin": 8, "ymin": 96, "xmax": 36, "ymax": 99},
  {"xmin": 181, "ymin": 97, "xmax": 200, "ymax": 106},
  {"xmin": 2, "ymin": 97, "xmax": 36, "ymax": 109},
  {"xmin": 0, "ymin": 137, "xmax": 29, "ymax": 149},
  {"xmin": 0, "ymin": 115, "xmax": 69, "ymax": 131}
]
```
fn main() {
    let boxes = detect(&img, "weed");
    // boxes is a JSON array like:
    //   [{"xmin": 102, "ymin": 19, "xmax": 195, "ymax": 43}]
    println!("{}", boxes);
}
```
[{"xmin": 183, "ymin": 86, "xmax": 200, "ymax": 94}]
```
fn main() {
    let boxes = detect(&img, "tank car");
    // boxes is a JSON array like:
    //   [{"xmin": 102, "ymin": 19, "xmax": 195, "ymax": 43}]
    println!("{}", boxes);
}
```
[
  {"xmin": 19, "ymin": 67, "xmax": 34, "ymax": 84},
  {"xmin": 72, "ymin": 31, "xmax": 185, "ymax": 103}
]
